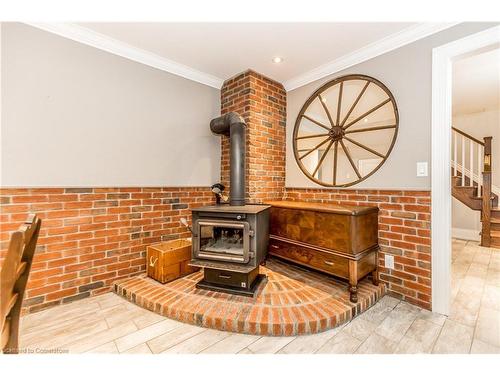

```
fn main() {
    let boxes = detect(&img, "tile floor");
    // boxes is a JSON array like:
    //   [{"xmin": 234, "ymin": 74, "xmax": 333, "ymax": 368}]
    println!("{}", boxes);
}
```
[{"xmin": 19, "ymin": 239, "xmax": 500, "ymax": 354}]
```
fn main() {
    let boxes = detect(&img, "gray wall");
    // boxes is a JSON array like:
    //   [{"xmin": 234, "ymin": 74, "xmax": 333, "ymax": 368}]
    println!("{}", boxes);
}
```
[
  {"xmin": 286, "ymin": 22, "xmax": 499, "ymax": 190},
  {"xmin": 452, "ymin": 197, "xmax": 481, "ymax": 240},
  {"xmin": 1, "ymin": 23, "xmax": 221, "ymax": 187}
]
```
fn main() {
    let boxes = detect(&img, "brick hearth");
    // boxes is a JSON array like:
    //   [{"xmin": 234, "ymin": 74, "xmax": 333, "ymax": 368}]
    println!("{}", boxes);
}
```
[{"xmin": 113, "ymin": 258, "xmax": 385, "ymax": 336}]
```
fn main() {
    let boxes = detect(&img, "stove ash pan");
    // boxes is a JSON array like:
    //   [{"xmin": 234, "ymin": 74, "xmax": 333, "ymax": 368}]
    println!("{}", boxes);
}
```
[{"xmin": 191, "ymin": 205, "xmax": 270, "ymax": 271}]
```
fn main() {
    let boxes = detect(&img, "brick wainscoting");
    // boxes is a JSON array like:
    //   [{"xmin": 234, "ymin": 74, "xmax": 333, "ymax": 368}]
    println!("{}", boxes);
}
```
[
  {"xmin": 220, "ymin": 70, "xmax": 286, "ymax": 203},
  {"xmin": 0, "ymin": 187, "xmax": 213, "ymax": 313},
  {"xmin": 284, "ymin": 188, "xmax": 432, "ymax": 310}
]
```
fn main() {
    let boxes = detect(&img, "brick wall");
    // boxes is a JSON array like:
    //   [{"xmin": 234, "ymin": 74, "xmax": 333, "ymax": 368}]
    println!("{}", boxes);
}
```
[
  {"xmin": 0, "ymin": 187, "xmax": 213, "ymax": 313},
  {"xmin": 284, "ymin": 188, "xmax": 432, "ymax": 310},
  {"xmin": 220, "ymin": 70, "xmax": 286, "ymax": 203}
]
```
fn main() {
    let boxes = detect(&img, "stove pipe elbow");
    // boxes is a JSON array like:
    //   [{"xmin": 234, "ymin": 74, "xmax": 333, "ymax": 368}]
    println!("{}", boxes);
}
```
[{"xmin": 210, "ymin": 113, "xmax": 246, "ymax": 206}]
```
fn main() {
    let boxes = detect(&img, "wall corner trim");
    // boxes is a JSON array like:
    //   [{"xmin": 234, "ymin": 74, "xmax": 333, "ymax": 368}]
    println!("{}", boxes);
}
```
[
  {"xmin": 24, "ymin": 22, "xmax": 225, "ymax": 89},
  {"xmin": 283, "ymin": 22, "xmax": 460, "ymax": 91}
]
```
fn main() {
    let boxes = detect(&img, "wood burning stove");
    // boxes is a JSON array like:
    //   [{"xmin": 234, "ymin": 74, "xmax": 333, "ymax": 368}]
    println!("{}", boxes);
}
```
[
  {"xmin": 189, "ymin": 204, "xmax": 270, "ymax": 296},
  {"xmin": 188, "ymin": 112, "xmax": 270, "ymax": 297}
]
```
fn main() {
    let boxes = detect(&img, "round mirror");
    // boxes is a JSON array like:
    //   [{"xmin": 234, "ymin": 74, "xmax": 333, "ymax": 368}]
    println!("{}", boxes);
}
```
[{"xmin": 293, "ymin": 74, "xmax": 399, "ymax": 187}]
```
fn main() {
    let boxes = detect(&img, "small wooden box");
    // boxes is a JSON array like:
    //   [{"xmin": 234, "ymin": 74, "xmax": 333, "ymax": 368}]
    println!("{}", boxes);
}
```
[{"xmin": 147, "ymin": 239, "xmax": 199, "ymax": 283}]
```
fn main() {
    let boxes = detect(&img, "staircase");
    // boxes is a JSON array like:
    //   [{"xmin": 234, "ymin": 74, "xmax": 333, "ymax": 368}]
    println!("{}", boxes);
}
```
[{"xmin": 452, "ymin": 127, "xmax": 499, "ymax": 248}]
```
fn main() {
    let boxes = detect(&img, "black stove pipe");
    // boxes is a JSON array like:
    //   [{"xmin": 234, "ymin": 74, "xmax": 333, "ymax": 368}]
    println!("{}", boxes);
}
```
[{"xmin": 210, "ymin": 112, "xmax": 246, "ymax": 206}]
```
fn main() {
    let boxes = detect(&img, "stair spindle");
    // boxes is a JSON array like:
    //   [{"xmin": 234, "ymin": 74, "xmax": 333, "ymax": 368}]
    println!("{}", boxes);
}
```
[
  {"xmin": 454, "ymin": 132, "xmax": 458, "ymax": 177},
  {"xmin": 462, "ymin": 136, "xmax": 465, "ymax": 186},
  {"xmin": 470, "ymin": 139, "xmax": 474, "ymax": 187}
]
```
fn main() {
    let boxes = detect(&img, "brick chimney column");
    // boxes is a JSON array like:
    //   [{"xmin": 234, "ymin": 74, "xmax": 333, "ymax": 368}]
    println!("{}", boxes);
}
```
[{"xmin": 219, "ymin": 70, "xmax": 286, "ymax": 203}]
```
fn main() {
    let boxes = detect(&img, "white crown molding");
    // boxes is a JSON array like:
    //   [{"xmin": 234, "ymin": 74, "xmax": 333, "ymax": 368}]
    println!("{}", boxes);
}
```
[
  {"xmin": 25, "ymin": 22, "xmax": 224, "ymax": 89},
  {"xmin": 25, "ymin": 22, "xmax": 460, "ymax": 92},
  {"xmin": 283, "ymin": 22, "xmax": 460, "ymax": 91}
]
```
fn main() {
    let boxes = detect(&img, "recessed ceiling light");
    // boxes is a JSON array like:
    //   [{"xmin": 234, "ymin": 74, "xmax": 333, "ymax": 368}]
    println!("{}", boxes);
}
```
[
  {"xmin": 364, "ymin": 118, "xmax": 369, "ymax": 122},
  {"xmin": 272, "ymin": 57, "xmax": 284, "ymax": 64}
]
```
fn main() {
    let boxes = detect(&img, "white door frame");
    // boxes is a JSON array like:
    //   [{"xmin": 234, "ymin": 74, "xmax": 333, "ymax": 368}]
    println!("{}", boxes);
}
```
[{"xmin": 431, "ymin": 25, "xmax": 500, "ymax": 315}]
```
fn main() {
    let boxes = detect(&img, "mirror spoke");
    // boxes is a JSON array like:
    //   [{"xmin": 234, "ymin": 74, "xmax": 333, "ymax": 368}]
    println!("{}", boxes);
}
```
[
  {"xmin": 298, "ymin": 137, "xmax": 331, "ymax": 160},
  {"xmin": 343, "ymin": 98, "xmax": 391, "ymax": 130},
  {"xmin": 302, "ymin": 115, "xmax": 331, "ymax": 131},
  {"xmin": 339, "ymin": 81, "xmax": 370, "ymax": 127},
  {"xmin": 318, "ymin": 94, "xmax": 335, "ymax": 127},
  {"xmin": 295, "ymin": 133, "xmax": 329, "ymax": 140},
  {"xmin": 340, "ymin": 140, "xmax": 362, "ymax": 179},
  {"xmin": 312, "ymin": 141, "xmax": 334, "ymax": 177},
  {"xmin": 345, "ymin": 125, "xmax": 396, "ymax": 134},
  {"xmin": 344, "ymin": 136, "xmax": 385, "ymax": 158},
  {"xmin": 333, "ymin": 141, "xmax": 339, "ymax": 185},
  {"xmin": 336, "ymin": 82, "xmax": 343, "ymax": 126}
]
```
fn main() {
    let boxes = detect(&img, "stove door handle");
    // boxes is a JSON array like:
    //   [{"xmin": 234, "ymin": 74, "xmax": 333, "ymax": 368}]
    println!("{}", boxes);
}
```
[{"xmin": 219, "ymin": 274, "xmax": 232, "ymax": 279}]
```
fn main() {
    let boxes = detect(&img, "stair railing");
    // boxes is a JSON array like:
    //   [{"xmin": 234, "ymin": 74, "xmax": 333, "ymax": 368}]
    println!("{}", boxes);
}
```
[{"xmin": 451, "ymin": 127, "xmax": 492, "ymax": 246}]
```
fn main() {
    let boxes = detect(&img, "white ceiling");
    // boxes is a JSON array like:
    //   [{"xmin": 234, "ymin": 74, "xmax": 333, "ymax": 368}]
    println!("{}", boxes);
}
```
[
  {"xmin": 453, "ymin": 47, "xmax": 500, "ymax": 116},
  {"xmin": 28, "ymin": 22, "xmax": 457, "ymax": 90},
  {"xmin": 79, "ymin": 22, "xmax": 417, "ymax": 85}
]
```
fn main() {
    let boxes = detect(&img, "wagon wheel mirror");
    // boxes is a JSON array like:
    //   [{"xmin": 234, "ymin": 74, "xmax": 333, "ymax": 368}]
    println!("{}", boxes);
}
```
[{"xmin": 293, "ymin": 74, "xmax": 399, "ymax": 187}]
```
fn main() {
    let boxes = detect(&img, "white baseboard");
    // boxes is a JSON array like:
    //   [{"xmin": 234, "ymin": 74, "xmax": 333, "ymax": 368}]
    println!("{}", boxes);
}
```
[{"xmin": 452, "ymin": 227, "xmax": 480, "ymax": 241}]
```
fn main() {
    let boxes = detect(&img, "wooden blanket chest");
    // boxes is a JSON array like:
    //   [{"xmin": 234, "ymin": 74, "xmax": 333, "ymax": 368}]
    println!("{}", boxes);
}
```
[{"xmin": 265, "ymin": 200, "xmax": 380, "ymax": 302}]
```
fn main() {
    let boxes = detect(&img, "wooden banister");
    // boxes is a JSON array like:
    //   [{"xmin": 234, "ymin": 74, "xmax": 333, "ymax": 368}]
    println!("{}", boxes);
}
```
[
  {"xmin": 481, "ymin": 136, "xmax": 492, "ymax": 247},
  {"xmin": 452, "ymin": 127, "xmax": 485, "ymax": 146},
  {"xmin": 451, "ymin": 127, "xmax": 495, "ymax": 248}
]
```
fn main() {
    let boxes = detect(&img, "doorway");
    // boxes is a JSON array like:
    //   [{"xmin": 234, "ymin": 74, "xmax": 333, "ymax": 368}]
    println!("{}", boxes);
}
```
[{"xmin": 431, "ymin": 25, "xmax": 500, "ymax": 315}]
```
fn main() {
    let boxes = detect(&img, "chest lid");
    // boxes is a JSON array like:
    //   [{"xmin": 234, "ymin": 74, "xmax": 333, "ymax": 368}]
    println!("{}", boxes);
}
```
[{"xmin": 265, "ymin": 200, "xmax": 378, "ymax": 216}]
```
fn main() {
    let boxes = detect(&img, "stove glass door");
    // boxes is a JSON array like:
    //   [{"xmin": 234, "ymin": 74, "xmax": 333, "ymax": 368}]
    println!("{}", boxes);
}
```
[{"xmin": 195, "ymin": 220, "xmax": 250, "ymax": 263}]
